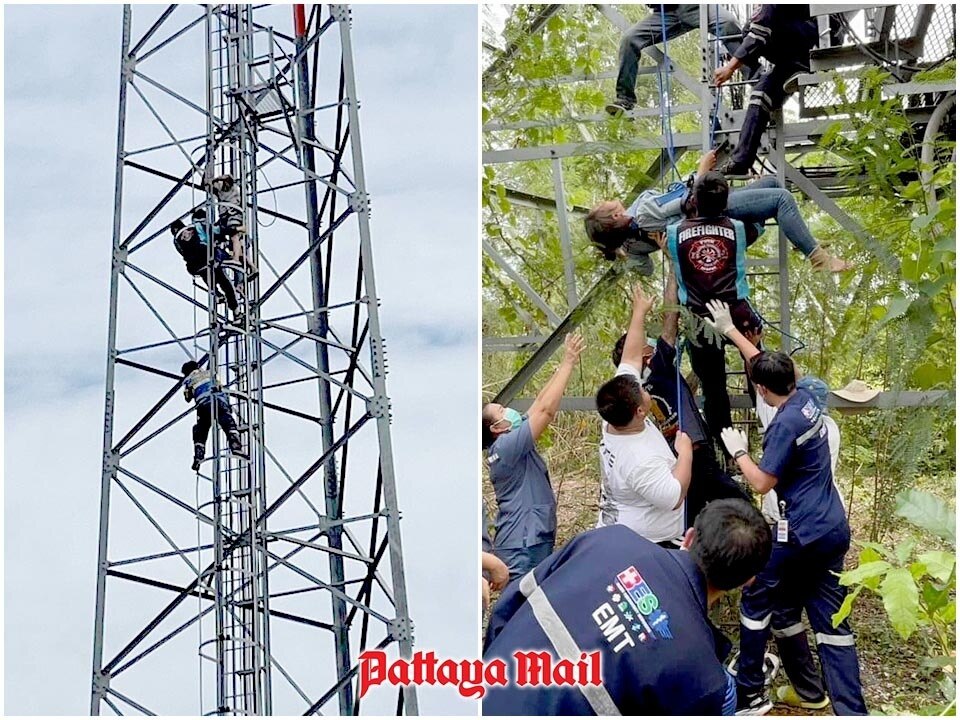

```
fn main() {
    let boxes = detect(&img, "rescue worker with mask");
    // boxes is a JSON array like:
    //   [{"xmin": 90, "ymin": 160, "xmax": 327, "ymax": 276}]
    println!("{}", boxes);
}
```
[{"xmin": 482, "ymin": 333, "xmax": 585, "ymax": 581}]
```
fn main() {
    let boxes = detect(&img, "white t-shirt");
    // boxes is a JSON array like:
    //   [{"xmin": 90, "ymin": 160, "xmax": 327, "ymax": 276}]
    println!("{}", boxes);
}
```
[
  {"xmin": 756, "ymin": 396, "xmax": 842, "ymax": 521},
  {"xmin": 596, "ymin": 363, "xmax": 685, "ymax": 543}
]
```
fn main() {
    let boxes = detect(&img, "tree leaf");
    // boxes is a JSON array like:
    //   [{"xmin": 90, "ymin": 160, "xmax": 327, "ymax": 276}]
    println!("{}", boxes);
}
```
[
  {"xmin": 880, "ymin": 568, "xmax": 920, "ymax": 639},
  {"xmin": 918, "ymin": 551, "xmax": 956, "ymax": 583},
  {"xmin": 896, "ymin": 537, "xmax": 917, "ymax": 564},
  {"xmin": 896, "ymin": 489, "xmax": 957, "ymax": 545},
  {"xmin": 839, "ymin": 560, "xmax": 891, "ymax": 586},
  {"xmin": 832, "ymin": 585, "xmax": 861, "ymax": 627}
]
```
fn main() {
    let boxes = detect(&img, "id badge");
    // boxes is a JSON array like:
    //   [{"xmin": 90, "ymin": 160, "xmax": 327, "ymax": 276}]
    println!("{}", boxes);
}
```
[{"xmin": 776, "ymin": 519, "xmax": 789, "ymax": 543}]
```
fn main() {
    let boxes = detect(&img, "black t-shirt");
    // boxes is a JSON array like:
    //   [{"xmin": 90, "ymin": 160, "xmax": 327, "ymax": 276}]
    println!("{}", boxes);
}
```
[
  {"xmin": 666, "ymin": 216, "xmax": 755, "ymax": 316},
  {"xmin": 644, "ymin": 337, "xmax": 709, "ymax": 447}
]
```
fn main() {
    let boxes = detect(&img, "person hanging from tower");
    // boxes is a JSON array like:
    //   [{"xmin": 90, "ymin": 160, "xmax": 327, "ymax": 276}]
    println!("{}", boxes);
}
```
[
  {"xmin": 203, "ymin": 165, "xmax": 258, "ymax": 277},
  {"xmin": 170, "ymin": 217, "xmax": 244, "ymax": 326},
  {"xmin": 182, "ymin": 360, "xmax": 245, "ymax": 471},
  {"xmin": 714, "ymin": 5, "xmax": 819, "ymax": 176},
  {"xmin": 585, "ymin": 149, "xmax": 852, "ymax": 272},
  {"xmin": 664, "ymin": 170, "xmax": 762, "ymax": 451},
  {"xmin": 606, "ymin": 4, "xmax": 757, "ymax": 117}
]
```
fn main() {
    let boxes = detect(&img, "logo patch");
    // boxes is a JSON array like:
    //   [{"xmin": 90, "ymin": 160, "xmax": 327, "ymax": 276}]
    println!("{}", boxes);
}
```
[
  {"xmin": 688, "ymin": 238, "xmax": 729, "ymax": 274},
  {"xmin": 800, "ymin": 400, "xmax": 818, "ymax": 422},
  {"xmin": 614, "ymin": 566, "xmax": 673, "ymax": 640}
]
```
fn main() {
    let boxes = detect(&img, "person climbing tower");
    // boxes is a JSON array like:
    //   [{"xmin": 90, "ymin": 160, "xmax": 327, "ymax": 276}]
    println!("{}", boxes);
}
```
[
  {"xmin": 606, "ymin": 4, "xmax": 755, "ymax": 117},
  {"xmin": 204, "ymin": 165, "xmax": 257, "ymax": 277},
  {"xmin": 170, "ymin": 217, "xmax": 244, "ymax": 326},
  {"xmin": 714, "ymin": 5, "xmax": 819, "ymax": 176},
  {"xmin": 664, "ymin": 170, "xmax": 761, "ymax": 448},
  {"xmin": 182, "ymin": 360, "xmax": 244, "ymax": 471}
]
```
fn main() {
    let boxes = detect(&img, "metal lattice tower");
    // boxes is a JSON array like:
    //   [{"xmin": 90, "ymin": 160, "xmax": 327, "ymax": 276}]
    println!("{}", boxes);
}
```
[
  {"xmin": 482, "ymin": 3, "xmax": 954, "ymax": 411},
  {"xmin": 92, "ymin": 5, "xmax": 418, "ymax": 715}
]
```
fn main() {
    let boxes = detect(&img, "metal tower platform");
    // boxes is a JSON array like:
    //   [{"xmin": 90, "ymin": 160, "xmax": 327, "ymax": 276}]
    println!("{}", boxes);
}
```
[
  {"xmin": 92, "ymin": 5, "xmax": 417, "ymax": 715},
  {"xmin": 482, "ymin": 3, "xmax": 954, "ymax": 410}
]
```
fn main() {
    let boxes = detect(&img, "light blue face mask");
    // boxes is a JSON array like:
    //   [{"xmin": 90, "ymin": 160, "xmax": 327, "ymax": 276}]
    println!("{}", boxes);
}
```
[{"xmin": 501, "ymin": 407, "xmax": 523, "ymax": 431}]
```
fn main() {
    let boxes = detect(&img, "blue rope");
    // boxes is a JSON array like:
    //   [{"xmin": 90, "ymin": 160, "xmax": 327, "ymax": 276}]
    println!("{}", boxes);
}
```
[{"xmin": 708, "ymin": 7, "xmax": 722, "ymax": 148}]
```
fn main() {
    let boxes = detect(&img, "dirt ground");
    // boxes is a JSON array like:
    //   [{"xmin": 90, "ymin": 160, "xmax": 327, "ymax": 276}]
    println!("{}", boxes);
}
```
[{"xmin": 483, "ymin": 416, "xmax": 956, "ymax": 715}]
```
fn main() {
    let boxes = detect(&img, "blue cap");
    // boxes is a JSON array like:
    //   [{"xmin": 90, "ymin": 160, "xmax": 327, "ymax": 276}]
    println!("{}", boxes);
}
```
[{"xmin": 797, "ymin": 376, "xmax": 829, "ymax": 412}]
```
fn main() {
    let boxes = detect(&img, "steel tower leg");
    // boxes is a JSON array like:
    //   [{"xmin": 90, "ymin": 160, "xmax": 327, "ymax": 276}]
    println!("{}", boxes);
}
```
[
  {"xmin": 293, "ymin": 5, "xmax": 353, "ymax": 713},
  {"xmin": 91, "ymin": 7, "xmax": 131, "ymax": 714},
  {"xmin": 337, "ymin": 8, "xmax": 419, "ymax": 714}
]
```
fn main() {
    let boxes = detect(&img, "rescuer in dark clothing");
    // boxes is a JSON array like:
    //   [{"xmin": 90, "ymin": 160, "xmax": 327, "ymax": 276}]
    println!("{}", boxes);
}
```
[
  {"xmin": 665, "ymin": 171, "xmax": 761, "ymax": 448},
  {"xmin": 482, "ymin": 499, "xmax": 772, "ymax": 715},
  {"xmin": 714, "ymin": 5, "xmax": 819, "ymax": 175},
  {"xmin": 170, "ymin": 218, "xmax": 243, "ymax": 325}
]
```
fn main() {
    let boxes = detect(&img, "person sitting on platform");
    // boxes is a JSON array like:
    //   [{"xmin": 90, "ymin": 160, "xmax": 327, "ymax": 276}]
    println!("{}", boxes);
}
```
[
  {"xmin": 663, "ymin": 170, "xmax": 761, "ymax": 450},
  {"xmin": 595, "ymin": 284, "xmax": 693, "ymax": 547},
  {"xmin": 713, "ymin": 5, "xmax": 819, "ymax": 176},
  {"xmin": 170, "ymin": 218, "xmax": 244, "ymax": 326},
  {"xmin": 181, "ymin": 360, "xmax": 244, "ymax": 471},
  {"xmin": 606, "ymin": 4, "xmax": 755, "ymax": 117},
  {"xmin": 610, "ymin": 273, "xmax": 750, "ymax": 529},
  {"xmin": 584, "ymin": 150, "xmax": 851, "ymax": 272}
]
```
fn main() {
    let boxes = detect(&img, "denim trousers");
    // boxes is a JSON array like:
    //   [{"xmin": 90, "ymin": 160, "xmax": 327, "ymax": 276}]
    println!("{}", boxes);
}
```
[
  {"xmin": 616, "ymin": 5, "xmax": 744, "ymax": 104},
  {"xmin": 727, "ymin": 176, "xmax": 818, "ymax": 256}
]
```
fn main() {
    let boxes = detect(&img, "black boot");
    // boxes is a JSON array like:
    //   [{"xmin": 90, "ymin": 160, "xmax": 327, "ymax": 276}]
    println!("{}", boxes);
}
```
[
  {"xmin": 721, "ymin": 103, "xmax": 770, "ymax": 176},
  {"xmin": 228, "ymin": 431, "xmax": 245, "ymax": 457},
  {"xmin": 191, "ymin": 443, "xmax": 205, "ymax": 471}
]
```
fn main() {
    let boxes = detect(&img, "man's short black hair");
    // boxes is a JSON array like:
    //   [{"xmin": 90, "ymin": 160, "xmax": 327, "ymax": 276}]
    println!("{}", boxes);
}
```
[
  {"xmin": 693, "ymin": 171, "xmax": 729, "ymax": 218},
  {"xmin": 690, "ymin": 499, "xmax": 772, "ymax": 591},
  {"xmin": 748, "ymin": 351, "xmax": 796, "ymax": 396},
  {"xmin": 596, "ymin": 375, "xmax": 644, "ymax": 428},
  {"xmin": 181, "ymin": 360, "xmax": 199, "ymax": 376},
  {"xmin": 191, "ymin": 208, "xmax": 207, "ymax": 222},
  {"xmin": 170, "ymin": 218, "xmax": 185, "ymax": 235}
]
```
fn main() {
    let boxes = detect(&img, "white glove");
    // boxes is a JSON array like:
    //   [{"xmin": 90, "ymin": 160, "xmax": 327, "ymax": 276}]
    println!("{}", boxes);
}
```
[
  {"xmin": 720, "ymin": 427, "xmax": 749, "ymax": 459},
  {"xmin": 705, "ymin": 299, "xmax": 735, "ymax": 335}
]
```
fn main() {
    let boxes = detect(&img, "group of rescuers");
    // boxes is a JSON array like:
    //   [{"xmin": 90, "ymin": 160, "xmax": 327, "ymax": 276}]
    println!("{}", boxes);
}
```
[
  {"xmin": 169, "ymin": 164, "xmax": 259, "ymax": 472},
  {"xmin": 481, "ymin": 5, "xmax": 873, "ymax": 715}
]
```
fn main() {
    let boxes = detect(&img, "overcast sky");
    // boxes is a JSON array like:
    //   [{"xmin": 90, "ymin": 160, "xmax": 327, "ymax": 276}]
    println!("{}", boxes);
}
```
[{"xmin": 5, "ymin": 4, "xmax": 479, "ymax": 716}]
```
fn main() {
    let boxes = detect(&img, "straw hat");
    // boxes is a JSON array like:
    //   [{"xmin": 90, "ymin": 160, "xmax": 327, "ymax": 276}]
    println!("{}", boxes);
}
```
[{"xmin": 832, "ymin": 379, "xmax": 880, "ymax": 403}]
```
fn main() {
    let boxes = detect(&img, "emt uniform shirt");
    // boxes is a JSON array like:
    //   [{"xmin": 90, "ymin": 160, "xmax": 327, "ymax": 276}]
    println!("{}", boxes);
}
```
[
  {"xmin": 483, "ymin": 525, "xmax": 735, "ymax": 715},
  {"xmin": 666, "ymin": 216, "xmax": 756, "ymax": 316},
  {"xmin": 597, "ymin": 364, "xmax": 684, "ymax": 543},
  {"xmin": 488, "ymin": 419, "xmax": 557, "ymax": 551},
  {"xmin": 758, "ymin": 389, "xmax": 848, "ymax": 545}
]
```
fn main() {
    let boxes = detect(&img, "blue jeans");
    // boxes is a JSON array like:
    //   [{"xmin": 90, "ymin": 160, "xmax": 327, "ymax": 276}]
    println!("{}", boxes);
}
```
[
  {"xmin": 616, "ymin": 5, "xmax": 745, "ymax": 105},
  {"xmin": 727, "ymin": 176, "xmax": 818, "ymax": 257}
]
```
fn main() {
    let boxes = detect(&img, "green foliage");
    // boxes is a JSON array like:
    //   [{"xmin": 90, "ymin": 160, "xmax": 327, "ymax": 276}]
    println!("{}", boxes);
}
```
[{"xmin": 836, "ymin": 490, "xmax": 956, "ymax": 709}]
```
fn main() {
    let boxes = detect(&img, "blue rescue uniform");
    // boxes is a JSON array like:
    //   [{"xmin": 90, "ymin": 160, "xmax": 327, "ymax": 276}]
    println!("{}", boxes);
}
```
[
  {"xmin": 487, "ymin": 419, "xmax": 557, "ymax": 580},
  {"xmin": 738, "ymin": 389, "xmax": 867, "ymax": 714},
  {"xmin": 483, "ymin": 525, "xmax": 737, "ymax": 715}
]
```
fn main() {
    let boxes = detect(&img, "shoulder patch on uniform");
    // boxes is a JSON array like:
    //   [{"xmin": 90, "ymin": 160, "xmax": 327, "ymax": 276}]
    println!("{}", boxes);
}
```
[
  {"xmin": 487, "ymin": 453, "xmax": 499, "ymax": 465},
  {"xmin": 611, "ymin": 565, "xmax": 673, "ymax": 641}
]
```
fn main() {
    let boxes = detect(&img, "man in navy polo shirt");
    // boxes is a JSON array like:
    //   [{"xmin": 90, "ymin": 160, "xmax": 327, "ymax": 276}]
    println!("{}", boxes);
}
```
[
  {"xmin": 720, "ymin": 352, "xmax": 867, "ymax": 715},
  {"xmin": 483, "ymin": 499, "xmax": 772, "ymax": 715}
]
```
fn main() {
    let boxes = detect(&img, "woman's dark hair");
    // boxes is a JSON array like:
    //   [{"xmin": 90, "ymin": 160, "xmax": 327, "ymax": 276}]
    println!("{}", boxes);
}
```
[
  {"xmin": 747, "ymin": 351, "xmax": 796, "ymax": 396},
  {"xmin": 584, "ymin": 205, "xmax": 631, "ymax": 260},
  {"xmin": 181, "ymin": 360, "xmax": 199, "ymax": 376},
  {"xmin": 689, "ymin": 499, "xmax": 772, "ymax": 590}
]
